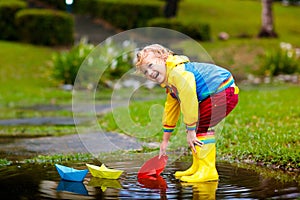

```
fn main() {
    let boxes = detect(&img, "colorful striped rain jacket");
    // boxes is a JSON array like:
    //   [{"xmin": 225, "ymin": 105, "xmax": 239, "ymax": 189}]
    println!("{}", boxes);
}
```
[{"xmin": 161, "ymin": 55, "xmax": 235, "ymax": 133}]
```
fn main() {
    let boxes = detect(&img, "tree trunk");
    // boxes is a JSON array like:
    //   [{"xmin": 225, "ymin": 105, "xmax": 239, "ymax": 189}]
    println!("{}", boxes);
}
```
[
  {"xmin": 163, "ymin": 0, "xmax": 179, "ymax": 18},
  {"xmin": 258, "ymin": 0, "xmax": 278, "ymax": 38}
]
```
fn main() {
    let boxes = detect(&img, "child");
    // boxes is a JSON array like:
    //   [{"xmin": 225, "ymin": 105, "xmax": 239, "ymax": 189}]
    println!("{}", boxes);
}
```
[{"xmin": 135, "ymin": 44, "xmax": 239, "ymax": 182}]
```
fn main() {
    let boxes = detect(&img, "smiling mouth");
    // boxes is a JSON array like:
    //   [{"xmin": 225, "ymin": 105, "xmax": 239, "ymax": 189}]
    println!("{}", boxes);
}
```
[{"xmin": 152, "ymin": 71, "xmax": 159, "ymax": 79}]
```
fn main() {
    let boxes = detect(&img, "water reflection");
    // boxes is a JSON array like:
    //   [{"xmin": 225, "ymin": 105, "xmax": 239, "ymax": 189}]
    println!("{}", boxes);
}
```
[
  {"xmin": 0, "ymin": 161, "xmax": 298, "ymax": 199},
  {"xmin": 88, "ymin": 177, "xmax": 122, "ymax": 192},
  {"xmin": 138, "ymin": 176, "xmax": 167, "ymax": 191},
  {"xmin": 181, "ymin": 181, "xmax": 218, "ymax": 200},
  {"xmin": 56, "ymin": 180, "xmax": 88, "ymax": 196},
  {"xmin": 216, "ymin": 163, "xmax": 300, "ymax": 199}
]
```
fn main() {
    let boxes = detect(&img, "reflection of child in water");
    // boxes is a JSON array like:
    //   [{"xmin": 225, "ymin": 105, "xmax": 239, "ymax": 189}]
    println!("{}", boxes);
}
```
[{"xmin": 135, "ymin": 44, "xmax": 239, "ymax": 182}]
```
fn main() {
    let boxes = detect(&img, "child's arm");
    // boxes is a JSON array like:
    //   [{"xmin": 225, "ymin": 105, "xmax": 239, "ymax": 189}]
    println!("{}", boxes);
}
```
[
  {"xmin": 159, "ymin": 91, "xmax": 180, "ymax": 158},
  {"xmin": 159, "ymin": 131, "xmax": 171, "ymax": 158}
]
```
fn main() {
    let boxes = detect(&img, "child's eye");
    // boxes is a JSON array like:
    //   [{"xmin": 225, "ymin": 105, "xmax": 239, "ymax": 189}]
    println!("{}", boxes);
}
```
[{"xmin": 148, "ymin": 63, "xmax": 153, "ymax": 68}]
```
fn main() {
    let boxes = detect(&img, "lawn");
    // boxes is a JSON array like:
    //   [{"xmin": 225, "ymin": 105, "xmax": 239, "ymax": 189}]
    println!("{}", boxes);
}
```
[
  {"xmin": 0, "ymin": 41, "xmax": 73, "ymax": 137},
  {"xmin": 0, "ymin": 41, "xmax": 72, "ymax": 119},
  {"xmin": 177, "ymin": 0, "xmax": 300, "ymax": 45}
]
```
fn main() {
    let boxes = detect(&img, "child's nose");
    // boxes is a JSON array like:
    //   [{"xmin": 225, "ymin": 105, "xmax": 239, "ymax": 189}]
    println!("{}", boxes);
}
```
[{"xmin": 147, "ymin": 68, "xmax": 153, "ymax": 74}]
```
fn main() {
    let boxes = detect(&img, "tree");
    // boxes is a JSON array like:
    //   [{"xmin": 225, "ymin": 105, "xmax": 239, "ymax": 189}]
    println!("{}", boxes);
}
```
[
  {"xmin": 258, "ymin": 0, "xmax": 278, "ymax": 38},
  {"xmin": 163, "ymin": 0, "xmax": 179, "ymax": 18}
]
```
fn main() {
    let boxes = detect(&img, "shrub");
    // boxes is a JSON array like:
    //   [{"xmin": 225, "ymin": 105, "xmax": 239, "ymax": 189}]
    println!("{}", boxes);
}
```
[
  {"xmin": 0, "ymin": 0, "xmax": 26, "ymax": 40},
  {"xmin": 259, "ymin": 42, "xmax": 300, "ymax": 76},
  {"xmin": 32, "ymin": 0, "xmax": 66, "ymax": 10},
  {"xmin": 15, "ymin": 9, "xmax": 74, "ymax": 46},
  {"xmin": 50, "ymin": 38, "xmax": 137, "ymax": 88},
  {"xmin": 148, "ymin": 18, "xmax": 211, "ymax": 41},
  {"xmin": 50, "ymin": 39, "xmax": 95, "ymax": 85},
  {"xmin": 73, "ymin": 0, "xmax": 163, "ymax": 30}
]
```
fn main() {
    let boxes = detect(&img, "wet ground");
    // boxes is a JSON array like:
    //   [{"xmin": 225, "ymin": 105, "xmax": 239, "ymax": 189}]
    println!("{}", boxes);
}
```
[
  {"xmin": 0, "ymin": 160, "xmax": 299, "ymax": 200},
  {"xmin": 0, "ymin": 132, "xmax": 144, "ymax": 160}
]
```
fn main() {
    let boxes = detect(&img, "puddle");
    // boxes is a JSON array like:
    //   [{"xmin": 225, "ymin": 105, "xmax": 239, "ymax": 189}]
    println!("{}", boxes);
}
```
[{"xmin": 0, "ymin": 161, "xmax": 298, "ymax": 199}]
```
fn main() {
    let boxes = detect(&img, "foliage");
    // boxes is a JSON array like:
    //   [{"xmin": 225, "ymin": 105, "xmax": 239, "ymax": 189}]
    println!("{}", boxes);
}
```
[
  {"xmin": 15, "ymin": 8, "xmax": 74, "ymax": 46},
  {"xmin": 24, "ymin": 153, "xmax": 92, "ymax": 164},
  {"xmin": 0, "ymin": 159, "xmax": 11, "ymax": 167},
  {"xmin": 73, "ymin": 0, "xmax": 163, "ymax": 29},
  {"xmin": 148, "ymin": 18, "xmax": 211, "ymax": 41},
  {"xmin": 50, "ymin": 39, "xmax": 94, "ymax": 85},
  {"xmin": 258, "ymin": 42, "xmax": 300, "ymax": 76},
  {"xmin": 0, "ymin": 0, "xmax": 26, "ymax": 40},
  {"xmin": 32, "ymin": 0, "xmax": 66, "ymax": 10},
  {"xmin": 0, "ymin": 125, "xmax": 76, "ymax": 137},
  {"xmin": 50, "ymin": 38, "xmax": 136, "ymax": 88},
  {"xmin": 279, "ymin": 0, "xmax": 300, "ymax": 5}
]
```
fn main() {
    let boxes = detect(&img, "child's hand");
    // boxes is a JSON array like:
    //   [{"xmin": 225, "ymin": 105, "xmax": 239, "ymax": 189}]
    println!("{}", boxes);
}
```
[
  {"xmin": 159, "ymin": 141, "xmax": 168, "ymax": 159},
  {"xmin": 186, "ymin": 130, "xmax": 203, "ymax": 153}
]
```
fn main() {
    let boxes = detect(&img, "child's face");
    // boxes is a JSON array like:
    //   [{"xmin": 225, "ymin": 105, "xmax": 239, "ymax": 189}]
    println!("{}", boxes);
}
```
[{"xmin": 139, "ymin": 52, "xmax": 167, "ymax": 84}]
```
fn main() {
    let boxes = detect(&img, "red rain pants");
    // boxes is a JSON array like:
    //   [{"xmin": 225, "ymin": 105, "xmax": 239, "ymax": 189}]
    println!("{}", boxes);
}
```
[{"xmin": 196, "ymin": 86, "xmax": 238, "ymax": 134}]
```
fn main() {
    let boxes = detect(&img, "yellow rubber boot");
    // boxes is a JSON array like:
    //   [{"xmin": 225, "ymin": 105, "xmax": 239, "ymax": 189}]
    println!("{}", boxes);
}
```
[
  {"xmin": 180, "ymin": 144, "xmax": 219, "ymax": 182},
  {"xmin": 174, "ymin": 151, "xmax": 199, "ymax": 178}
]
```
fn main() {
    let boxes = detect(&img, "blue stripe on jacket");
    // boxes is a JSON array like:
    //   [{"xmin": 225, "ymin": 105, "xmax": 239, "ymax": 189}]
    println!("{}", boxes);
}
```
[{"xmin": 184, "ymin": 62, "xmax": 233, "ymax": 101}]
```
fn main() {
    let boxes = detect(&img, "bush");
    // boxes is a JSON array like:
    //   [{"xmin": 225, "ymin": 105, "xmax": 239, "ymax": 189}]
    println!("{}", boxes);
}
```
[
  {"xmin": 0, "ymin": 0, "xmax": 26, "ymax": 40},
  {"xmin": 50, "ymin": 38, "xmax": 137, "ymax": 88},
  {"xmin": 73, "ymin": 0, "xmax": 163, "ymax": 30},
  {"xmin": 259, "ymin": 42, "xmax": 300, "ymax": 76},
  {"xmin": 31, "ymin": 0, "xmax": 66, "ymax": 10},
  {"xmin": 50, "ymin": 39, "xmax": 95, "ymax": 85},
  {"xmin": 148, "ymin": 18, "xmax": 211, "ymax": 41},
  {"xmin": 15, "ymin": 9, "xmax": 74, "ymax": 46}
]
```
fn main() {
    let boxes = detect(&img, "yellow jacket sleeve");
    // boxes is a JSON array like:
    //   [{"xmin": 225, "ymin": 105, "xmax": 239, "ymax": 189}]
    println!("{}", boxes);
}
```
[
  {"xmin": 162, "ymin": 90, "xmax": 180, "ymax": 133},
  {"xmin": 170, "ymin": 67, "xmax": 198, "ymax": 130}
]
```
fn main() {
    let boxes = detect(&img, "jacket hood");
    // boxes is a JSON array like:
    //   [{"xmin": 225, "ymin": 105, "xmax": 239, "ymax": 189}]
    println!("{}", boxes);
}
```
[
  {"xmin": 160, "ymin": 55, "xmax": 190, "ymax": 87},
  {"xmin": 166, "ymin": 55, "xmax": 190, "ymax": 69}
]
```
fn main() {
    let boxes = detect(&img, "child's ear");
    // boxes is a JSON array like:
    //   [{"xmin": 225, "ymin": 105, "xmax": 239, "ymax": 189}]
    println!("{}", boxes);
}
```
[{"xmin": 162, "ymin": 54, "xmax": 169, "ymax": 61}]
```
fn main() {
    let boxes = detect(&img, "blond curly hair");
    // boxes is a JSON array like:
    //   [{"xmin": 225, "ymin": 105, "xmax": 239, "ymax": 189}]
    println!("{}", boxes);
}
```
[{"xmin": 135, "ymin": 44, "xmax": 173, "ymax": 71}]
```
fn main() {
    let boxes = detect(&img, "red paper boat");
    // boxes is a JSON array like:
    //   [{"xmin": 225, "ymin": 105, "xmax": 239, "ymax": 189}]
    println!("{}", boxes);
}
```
[{"xmin": 137, "ymin": 155, "xmax": 168, "ymax": 178}]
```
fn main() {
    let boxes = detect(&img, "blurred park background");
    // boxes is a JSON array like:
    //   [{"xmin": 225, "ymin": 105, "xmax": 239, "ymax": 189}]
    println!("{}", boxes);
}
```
[{"xmin": 0, "ymin": 0, "xmax": 299, "ymax": 174}]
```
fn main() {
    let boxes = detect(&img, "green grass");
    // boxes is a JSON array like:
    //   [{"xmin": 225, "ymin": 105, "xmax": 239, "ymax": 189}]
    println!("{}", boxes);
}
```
[
  {"xmin": 0, "ymin": 41, "xmax": 72, "ymax": 119},
  {"xmin": 176, "ymin": 0, "xmax": 300, "ymax": 45},
  {"xmin": 23, "ymin": 153, "xmax": 93, "ymax": 164},
  {"xmin": 98, "ymin": 84, "xmax": 300, "ymax": 170},
  {"xmin": 0, "ymin": 125, "xmax": 76, "ymax": 137},
  {"xmin": 218, "ymin": 84, "xmax": 300, "ymax": 170},
  {"xmin": 0, "ymin": 159, "xmax": 11, "ymax": 167}
]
